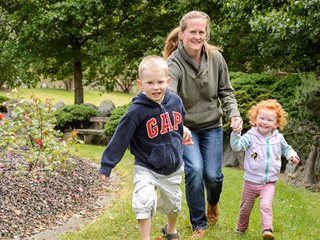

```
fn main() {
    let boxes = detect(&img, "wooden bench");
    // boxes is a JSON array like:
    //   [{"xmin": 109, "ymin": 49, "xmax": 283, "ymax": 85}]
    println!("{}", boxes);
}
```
[
  {"xmin": 90, "ymin": 116, "xmax": 109, "ymax": 130},
  {"xmin": 75, "ymin": 129, "xmax": 106, "ymax": 144},
  {"xmin": 74, "ymin": 116, "xmax": 110, "ymax": 145}
]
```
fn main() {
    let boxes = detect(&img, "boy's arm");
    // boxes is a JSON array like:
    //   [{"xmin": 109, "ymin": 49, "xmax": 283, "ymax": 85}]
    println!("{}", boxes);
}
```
[
  {"xmin": 98, "ymin": 115, "xmax": 136, "ymax": 179},
  {"xmin": 230, "ymin": 131, "xmax": 251, "ymax": 152}
]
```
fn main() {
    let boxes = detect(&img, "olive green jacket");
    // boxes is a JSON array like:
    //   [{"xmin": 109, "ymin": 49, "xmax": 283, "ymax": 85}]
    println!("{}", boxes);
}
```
[{"xmin": 167, "ymin": 43, "xmax": 240, "ymax": 130}]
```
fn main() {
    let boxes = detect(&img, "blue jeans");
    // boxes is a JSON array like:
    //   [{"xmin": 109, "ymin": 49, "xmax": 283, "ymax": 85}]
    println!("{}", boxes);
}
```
[{"xmin": 183, "ymin": 127, "xmax": 224, "ymax": 231}]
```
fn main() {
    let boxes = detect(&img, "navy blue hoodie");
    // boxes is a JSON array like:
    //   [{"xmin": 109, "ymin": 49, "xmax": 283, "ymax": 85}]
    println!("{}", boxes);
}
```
[{"xmin": 98, "ymin": 89, "xmax": 185, "ymax": 177}]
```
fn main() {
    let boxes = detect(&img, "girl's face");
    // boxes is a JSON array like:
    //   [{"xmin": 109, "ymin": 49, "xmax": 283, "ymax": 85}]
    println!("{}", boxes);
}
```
[
  {"xmin": 255, "ymin": 109, "xmax": 278, "ymax": 137},
  {"xmin": 137, "ymin": 69, "xmax": 170, "ymax": 104},
  {"xmin": 179, "ymin": 18, "xmax": 207, "ymax": 58}
]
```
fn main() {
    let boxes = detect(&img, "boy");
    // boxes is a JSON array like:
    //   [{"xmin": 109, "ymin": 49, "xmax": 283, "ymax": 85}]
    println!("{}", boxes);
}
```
[{"xmin": 98, "ymin": 55, "xmax": 192, "ymax": 240}]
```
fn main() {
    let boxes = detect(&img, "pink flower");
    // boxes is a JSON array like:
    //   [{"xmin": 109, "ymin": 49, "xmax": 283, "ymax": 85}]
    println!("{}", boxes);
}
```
[
  {"xmin": 2, "ymin": 102, "xmax": 6, "ymax": 107},
  {"xmin": 36, "ymin": 139, "xmax": 43, "ymax": 146}
]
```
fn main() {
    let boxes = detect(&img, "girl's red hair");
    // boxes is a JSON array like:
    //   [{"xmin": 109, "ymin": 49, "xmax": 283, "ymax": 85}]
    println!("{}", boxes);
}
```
[{"xmin": 248, "ymin": 99, "xmax": 288, "ymax": 130}]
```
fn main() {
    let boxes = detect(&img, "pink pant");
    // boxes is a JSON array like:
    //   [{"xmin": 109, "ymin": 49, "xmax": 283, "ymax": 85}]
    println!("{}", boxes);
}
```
[{"xmin": 236, "ymin": 180, "xmax": 275, "ymax": 233}]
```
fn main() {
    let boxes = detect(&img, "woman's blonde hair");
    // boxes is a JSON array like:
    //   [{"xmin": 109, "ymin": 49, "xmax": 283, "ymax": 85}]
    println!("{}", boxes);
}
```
[
  {"xmin": 163, "ymin": 10, "xmax": 221, "ymax": 60},
  {"xmin": 248, "ymin": 99, "xmax": 288, "ymax": 130}
]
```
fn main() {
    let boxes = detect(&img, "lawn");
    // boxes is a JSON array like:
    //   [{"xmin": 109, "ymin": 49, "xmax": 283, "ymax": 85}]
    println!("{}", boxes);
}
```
[
  {"xmin": 2, "ymin": 87, "xmax": 320, "ymax": 240},
  {"xmin": 0, "ymin": 87, "xmax": 136, "ymax": 107},
  {"xmin": 66, "ymin": 145, "xmax": 320, "ymax": 240}
]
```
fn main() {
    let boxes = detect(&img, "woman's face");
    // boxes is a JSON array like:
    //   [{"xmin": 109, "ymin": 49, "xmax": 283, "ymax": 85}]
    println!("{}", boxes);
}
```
[{"xmin": 179, "ymin": 18, "xmax": 207, "ymax": 58}]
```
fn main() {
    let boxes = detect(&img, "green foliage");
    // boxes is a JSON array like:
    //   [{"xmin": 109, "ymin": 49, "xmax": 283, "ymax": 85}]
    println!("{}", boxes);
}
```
[
  {"xmin": 230, "ymin": 72, "xmax": 278, "ymax": 99},
  {"xmin": 54, "ymin": 105, "xmax": 99, "ymax": 132},
  {"xmin": 271, "ymin": 74, "xmax": 302, "ymax": 117},
  {"xmin": 284, "ymin": 72, "xmax": 320, "ymax": 160},
  {"xmin": 104, "ymin": 102, "xmax": 132, "ymax": 137},
  {"xmin": 294, "ymin": 73, "xmax": 320, "ymax": 125},
  {"xmin": 248, "ymin": 0, "xmax": 320, "ymax": 73},
  {"xmin": 0, "ymin": 95, "xmax": 10, "ymax": 112},
  {"xmin": 227, "ymin": 72, "xmax": 307, "ymax": 135},
  {"xmin": 0, "ymin": 90, "xmax": 70, "ymax": 173},
  {"xmin": 226, "ymin": 72, "xmax": 278, "ymax": 133}
]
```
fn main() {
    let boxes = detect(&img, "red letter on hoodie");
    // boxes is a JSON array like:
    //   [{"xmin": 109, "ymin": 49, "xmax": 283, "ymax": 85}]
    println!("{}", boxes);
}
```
[
  {"xmin": 172, "ymin": 111, "xmax": 182, "ymax": 130},
  {"xmin": 146, "ymin": 118, "xmax": 158, "ymax": 138},
  {"xmin": 160, "ymin": 112, "xmax": 173, "ymax": 134}
]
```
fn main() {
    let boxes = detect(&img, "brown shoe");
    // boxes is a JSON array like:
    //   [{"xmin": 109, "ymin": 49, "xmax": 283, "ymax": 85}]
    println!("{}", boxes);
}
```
[
  {"xmin": 191, "ymin": 228, "xmax": 206, "ymax": 238},
  {"xmin": 207, "ymin": 202, "xmax": 219, "ymax": 225}
]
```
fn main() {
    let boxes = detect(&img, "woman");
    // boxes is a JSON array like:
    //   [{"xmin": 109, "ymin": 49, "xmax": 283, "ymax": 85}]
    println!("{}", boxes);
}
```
[{"xmin": 163, "ymin": 11, "xmax": 243, "ymax": 238}]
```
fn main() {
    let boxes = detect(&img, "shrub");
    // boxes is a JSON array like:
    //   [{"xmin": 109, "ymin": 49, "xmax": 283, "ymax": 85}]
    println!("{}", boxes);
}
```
[
  {"xmin": 104, "ymin": 102, "xmax": 132, "ymax": 137},
  {"xmin": 284, "ymin": 72, "xmax": 320, "ymax": 160},
  {"xmin": 54, "ymin": 105, "xmax": 99, "ymax": 132},
  {"xmin": 230, "ymin": 72, "xmax": 278, "ymax": 99},
  {"xmin": 271, "ymin": 74, "xmax": 301, "ymax": 117},
  {"xmin": 0, "ymin": 90, "xmax": 70, "ymax": 173}
]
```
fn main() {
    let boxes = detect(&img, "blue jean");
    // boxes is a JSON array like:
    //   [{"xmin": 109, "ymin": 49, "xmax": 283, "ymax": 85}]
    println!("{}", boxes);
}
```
[{"xmin": 183, "ymin": 127, "xmax": 224, "ymax": 231}]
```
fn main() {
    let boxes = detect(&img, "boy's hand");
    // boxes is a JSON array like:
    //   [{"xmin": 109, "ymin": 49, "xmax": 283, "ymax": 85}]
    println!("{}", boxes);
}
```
[
  {"xmin": 291, "ymin": 156, "xmax": 300, "ymax": 164},
  {"xmin": 98, "ymin": 174, "xmax": 108, "ymax": 183},
  {"xmin": 183, "ymin": 126, "xmax": 194, "ymax": 146}
]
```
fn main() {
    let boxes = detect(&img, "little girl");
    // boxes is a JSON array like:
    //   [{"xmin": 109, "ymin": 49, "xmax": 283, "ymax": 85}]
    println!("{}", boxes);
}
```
[{"xmin": 230, "ymin": 99, "xmax": 299, "ymax": 240}]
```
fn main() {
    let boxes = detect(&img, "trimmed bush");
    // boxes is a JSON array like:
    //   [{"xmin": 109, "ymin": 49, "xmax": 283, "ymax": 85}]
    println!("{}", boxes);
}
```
[
  {"xmin": 54, "ymin": 105, "xmax": 99, "ymax": 132},
  {"xmin": 104, "ymin": 102, "xmax": 132, "ymax": 137}
]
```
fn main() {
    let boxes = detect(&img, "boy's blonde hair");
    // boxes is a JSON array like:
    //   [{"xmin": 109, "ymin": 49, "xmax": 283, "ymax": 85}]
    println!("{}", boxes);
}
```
[
  {"xmin": 138, "ymin": 55, "xmax": 168, "ymax": 79},
  {"xmin": 248, "ymin": 99, "xmax": 288, "ymax": 130}
]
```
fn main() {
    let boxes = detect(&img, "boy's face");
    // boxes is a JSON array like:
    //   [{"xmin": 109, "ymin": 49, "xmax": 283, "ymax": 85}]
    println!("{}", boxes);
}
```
[
  {"xmin": 256, "ymin": 109, "xmax": 278, "ymax": 137},
  {"xmin": 137, "ymin": 69, "xmax": 170, "ymax": 104}
]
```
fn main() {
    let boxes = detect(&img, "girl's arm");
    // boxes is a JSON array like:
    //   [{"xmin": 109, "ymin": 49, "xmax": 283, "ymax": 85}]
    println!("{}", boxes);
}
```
[{"xmin": 230, "ymin": 131, "xmax": 251, "ymax": 152}]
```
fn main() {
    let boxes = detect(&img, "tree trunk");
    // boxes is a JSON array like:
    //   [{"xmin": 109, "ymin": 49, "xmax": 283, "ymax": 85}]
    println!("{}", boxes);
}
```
[
  {"xmin": 63, "ymin": 78, "xmax": 73, "ymax": 91},
  {"xmin": 74, "ymin": 61, "xmax": 84, "ymax": 104},
  {"xmin": 302, "ymin": 144, "xmax": 319, "ymax": 184}
]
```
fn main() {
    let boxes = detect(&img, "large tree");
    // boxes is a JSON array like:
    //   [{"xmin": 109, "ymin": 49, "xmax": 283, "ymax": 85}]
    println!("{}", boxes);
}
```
[
  {"xmin": 1, "ymin": 0, "xmax": 123, "ymax": 104},
  {"xmin": 0, "ymin": 0, "xmax": 181, "ymax": 104}
]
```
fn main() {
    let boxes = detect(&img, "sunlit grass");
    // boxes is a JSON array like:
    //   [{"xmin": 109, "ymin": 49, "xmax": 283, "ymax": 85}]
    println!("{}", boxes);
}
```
[
  {"xmin": 0, "ymin": 88, "xmax": 136, "ymax": 107},
  {"xmin": 60, "ymin": 146, "xmax": 320, "ymax": 240}
]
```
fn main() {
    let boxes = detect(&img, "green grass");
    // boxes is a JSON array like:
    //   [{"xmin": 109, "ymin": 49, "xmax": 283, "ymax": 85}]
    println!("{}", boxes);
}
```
[
  {"xmin": 62, "ymin": 146, "xmax": 320, "ymax": 240},
  {"xmin": 2, "ymin": 87, "xmax": 319, "ymax": 239},
  {"xmin": 0, "ymin": 88, "xmax": 136, "ymax": 107}
]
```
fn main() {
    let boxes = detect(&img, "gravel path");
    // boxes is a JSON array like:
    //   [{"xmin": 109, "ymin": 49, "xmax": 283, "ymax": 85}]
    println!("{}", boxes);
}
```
[{"xmin": 0, "ymin": 156, "xmax": 121, "ymax": 240}]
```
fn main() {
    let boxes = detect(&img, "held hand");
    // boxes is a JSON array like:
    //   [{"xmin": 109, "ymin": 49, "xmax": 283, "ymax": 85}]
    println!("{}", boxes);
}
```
[
  {"xmin": 291, "ymin": 156, "xmax": 300, "ymax": 164},
  {"xmin": 98, "ymin": 174, "xmax": 109, "ymax": 183},
  {"xmin": 183, "ymin": 126, "xmax": 194, "ymax": 146},
  {"xmin": 231, "ymin": 116, "xmax": 243, "ymax": 134}
]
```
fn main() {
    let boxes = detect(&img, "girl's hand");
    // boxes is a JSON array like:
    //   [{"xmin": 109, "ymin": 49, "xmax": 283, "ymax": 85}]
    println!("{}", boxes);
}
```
[{"xmin": 291, "ymin": 156, "xmax": 300, "ymax": 164}]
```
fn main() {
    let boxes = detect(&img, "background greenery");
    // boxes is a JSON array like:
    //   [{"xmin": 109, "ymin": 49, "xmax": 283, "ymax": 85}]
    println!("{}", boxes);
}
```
[{"xmin": 0, "ymin": 0, "xmax": 319, "ymax": 104}]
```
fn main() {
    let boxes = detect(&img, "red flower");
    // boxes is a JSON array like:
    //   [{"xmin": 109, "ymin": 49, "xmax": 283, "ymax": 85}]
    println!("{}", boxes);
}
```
[
  {"xmin": 36, "ymin": 139, "xmax": 43, "ymax": 146},
  {"xmin": 0, "ymin": 113, "xmax": 3, "ymax": 120}
]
